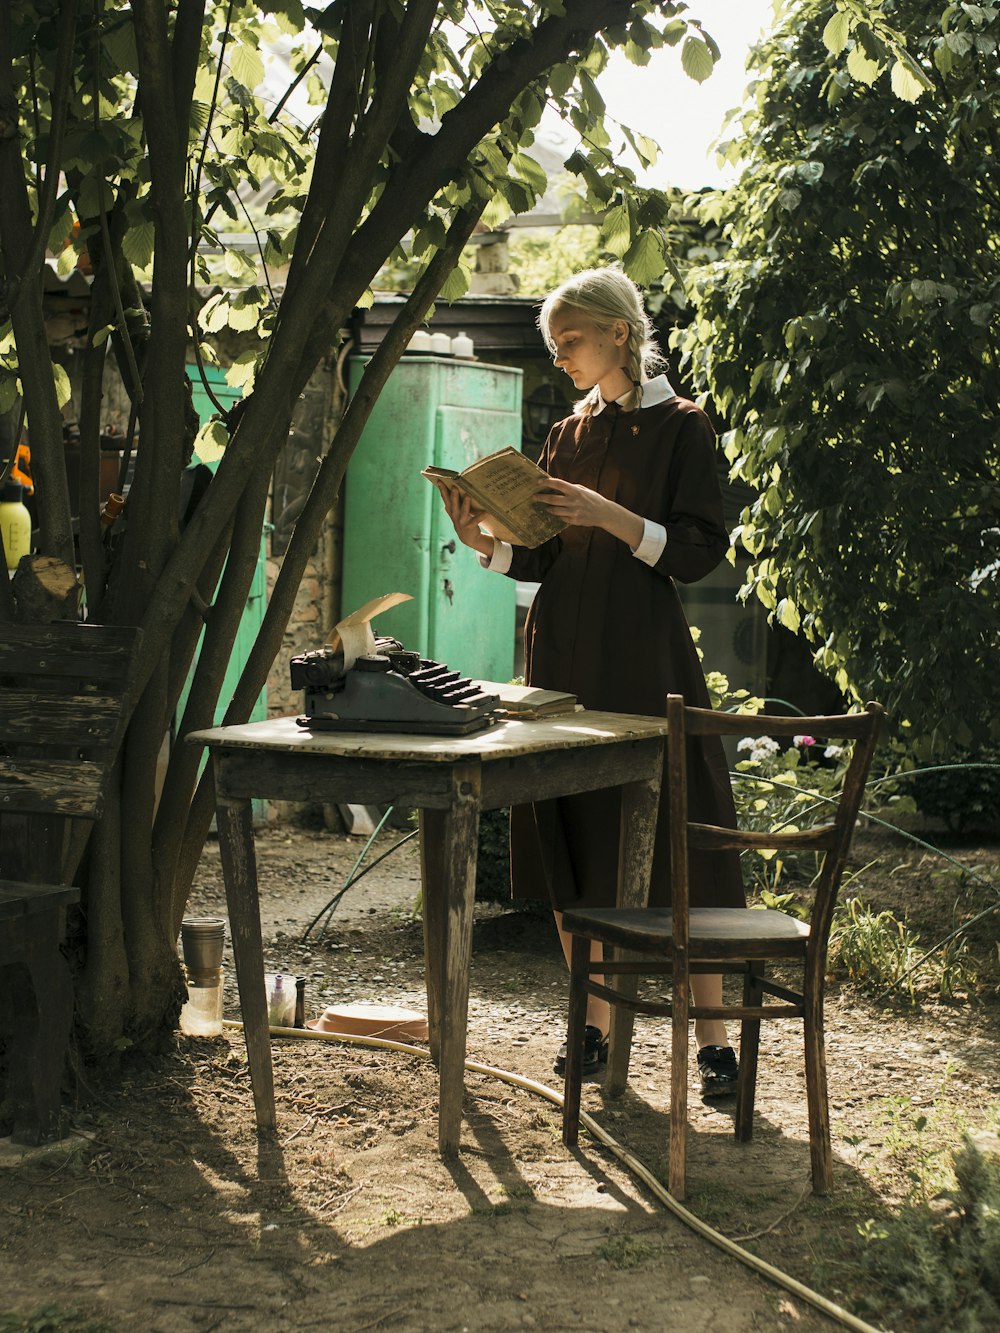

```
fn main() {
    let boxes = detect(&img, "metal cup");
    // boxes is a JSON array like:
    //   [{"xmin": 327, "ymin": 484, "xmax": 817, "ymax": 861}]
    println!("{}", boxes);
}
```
[{"xmin": 180, "ymin": 917, "xmax": 226, "ymax": 972}]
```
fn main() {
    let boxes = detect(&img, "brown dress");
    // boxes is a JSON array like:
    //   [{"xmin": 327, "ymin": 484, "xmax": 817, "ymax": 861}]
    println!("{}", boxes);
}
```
[{"xmin": 504, "ymin": 389, "xmax": 745, "ymax": 910}]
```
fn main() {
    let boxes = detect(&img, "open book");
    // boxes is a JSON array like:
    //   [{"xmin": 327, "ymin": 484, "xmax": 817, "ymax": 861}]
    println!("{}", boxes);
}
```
[{"xmin": 422, "ymin": 446, "xmax": 566, "ymax": 548}]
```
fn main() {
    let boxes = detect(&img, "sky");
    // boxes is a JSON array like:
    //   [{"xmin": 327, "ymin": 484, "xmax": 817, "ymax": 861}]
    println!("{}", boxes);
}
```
[{"xmin": 594, "ymin": 0, "xmax": 780, "ymax": 190}]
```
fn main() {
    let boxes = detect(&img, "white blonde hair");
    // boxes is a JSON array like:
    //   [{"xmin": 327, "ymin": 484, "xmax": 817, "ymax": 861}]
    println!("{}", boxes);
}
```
[{"xmin": 538, "ymin": 266, "xmax": 664, "ymax": 415}]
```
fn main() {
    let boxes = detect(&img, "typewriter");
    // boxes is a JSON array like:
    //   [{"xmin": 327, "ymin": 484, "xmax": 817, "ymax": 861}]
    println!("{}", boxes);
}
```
[{"xmin": 291, "ymin": 637, "xmax": 501, "ymax": 736}]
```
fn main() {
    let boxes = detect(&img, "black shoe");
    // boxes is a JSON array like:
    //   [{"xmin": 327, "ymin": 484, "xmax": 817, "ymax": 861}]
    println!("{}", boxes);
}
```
[
  {"xmin": 698, "ymin": 1045, "xmax": 739, "ymax": 1098},
  {"xmin": 554, "ymin": 1025, "xmax": 609, "ymax": 1078}
]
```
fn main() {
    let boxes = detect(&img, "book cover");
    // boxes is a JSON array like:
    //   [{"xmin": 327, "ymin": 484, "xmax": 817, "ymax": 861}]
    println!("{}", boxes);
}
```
[{"xmin": 422, "ymin": 446, "xmax": 566, "ymax": 548}]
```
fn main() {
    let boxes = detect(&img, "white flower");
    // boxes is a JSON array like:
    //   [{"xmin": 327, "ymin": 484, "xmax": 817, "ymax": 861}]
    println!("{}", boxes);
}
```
[
  {"xmin": 824, "ymin": 744, "xmax": 845, "ymax": 760},
  {"xmin": 737, "ymin": 737, "xmax": 756, "ymax": 752}
]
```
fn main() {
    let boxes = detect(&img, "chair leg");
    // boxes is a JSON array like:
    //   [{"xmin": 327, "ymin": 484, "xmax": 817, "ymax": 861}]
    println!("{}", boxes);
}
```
[
  {"xmin": 804, "ymin": 989, "xmax": 833, "ymax": 1194},
  {"xmin": 7, "ymin": 916, "xmax": 75, "ymax": 1145},
  {"xmin": 735, "ymin": 961, "xmax": 763, "ymax": 1143},
  {"xmin": 668, "ymin": 953, "xmax": 689, "ymax": 1200},
  {"xmin": 562, "ymin": 932, "xmax": 591, "ymax": 1148},
  {"xmin": 606, "ymin": 945, "xmax": 638, "ymax": 1097}
]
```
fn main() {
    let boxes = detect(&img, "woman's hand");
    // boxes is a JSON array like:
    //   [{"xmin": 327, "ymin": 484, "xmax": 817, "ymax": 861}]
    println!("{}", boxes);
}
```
[
  {"xmin": 538, "ymin": 478, "xmax": 644, "ymax": 550},
  {"xmin": 437, "ymin": 483, "xmax": 494, "ymax": 558}
]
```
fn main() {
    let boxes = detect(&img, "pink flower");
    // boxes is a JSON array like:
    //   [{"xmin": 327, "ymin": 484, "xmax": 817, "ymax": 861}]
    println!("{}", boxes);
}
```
[{"xmin": 794, "ymin": 734, "xmax": 816, "ymax": 747}]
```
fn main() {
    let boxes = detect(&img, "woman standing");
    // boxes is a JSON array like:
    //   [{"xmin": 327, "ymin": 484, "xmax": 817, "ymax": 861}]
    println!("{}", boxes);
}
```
[{"xmin": 439, "ymin": 266, "xmax": 744, "ymax": 1097}]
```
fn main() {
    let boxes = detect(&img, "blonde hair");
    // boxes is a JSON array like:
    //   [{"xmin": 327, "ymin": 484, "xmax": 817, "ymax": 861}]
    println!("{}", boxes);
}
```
[{"xmin": 538, "ymin": 266, "xmax": 664, "ymax": 415}]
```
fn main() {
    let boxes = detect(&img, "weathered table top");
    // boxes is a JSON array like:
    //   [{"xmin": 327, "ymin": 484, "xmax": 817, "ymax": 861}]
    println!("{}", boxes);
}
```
[{"xmin": 187, "ymin": 710, "xmax": 669, "ymax": 763}]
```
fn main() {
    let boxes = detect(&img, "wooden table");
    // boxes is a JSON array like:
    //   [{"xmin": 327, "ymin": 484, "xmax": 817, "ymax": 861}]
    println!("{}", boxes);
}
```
[{"xmin": 188, "ymin": 711, "xmax": 667, "ymax": 1155}]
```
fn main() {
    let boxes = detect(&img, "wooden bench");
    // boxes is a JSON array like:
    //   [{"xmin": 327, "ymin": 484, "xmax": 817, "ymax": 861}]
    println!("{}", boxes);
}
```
[{"xmin": 0, "ymin": 622, "xmax": 141, "ymax": 1144}]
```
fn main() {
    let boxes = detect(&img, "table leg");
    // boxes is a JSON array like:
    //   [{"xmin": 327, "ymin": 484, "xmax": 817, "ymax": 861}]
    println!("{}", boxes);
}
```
[
  {"xmin": 418, "ymin": 809, "xmax": 446, "ymax": 1063},
  {"xmin": 434, "ymin": 765, "xmax": 481, "ymax": 1157},
  {"xmin": 215, "ymin": 792, "xmax": 276, "ymax": 1133},
  {"xmin": 606, "ymin": 764, "xmax": 662, "ymax": 1096}
]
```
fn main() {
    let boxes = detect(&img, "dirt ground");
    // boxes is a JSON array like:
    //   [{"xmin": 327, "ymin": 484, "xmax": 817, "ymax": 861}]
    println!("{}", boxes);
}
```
[{"xmin": 2, "ymin": 819, "xmax": 999, "ymax": 1333}]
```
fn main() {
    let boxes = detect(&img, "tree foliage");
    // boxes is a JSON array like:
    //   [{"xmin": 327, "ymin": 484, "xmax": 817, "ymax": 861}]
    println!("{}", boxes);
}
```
[
  {"xmin": 677, "ymin": 0, "xmax": 1000, "ymax": 753},
  {"xmin": 0, "ymin": 0, "xmax": 726, "ymax": 1056}
]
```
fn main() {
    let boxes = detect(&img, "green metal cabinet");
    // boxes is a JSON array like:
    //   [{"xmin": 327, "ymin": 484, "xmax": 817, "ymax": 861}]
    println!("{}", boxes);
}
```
[{"xmin": 342, "ymin": 355, "xmax": 522, "ymax": 682}]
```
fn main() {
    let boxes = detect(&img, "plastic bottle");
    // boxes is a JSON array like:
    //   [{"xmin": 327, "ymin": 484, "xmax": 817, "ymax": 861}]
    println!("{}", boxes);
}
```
[
  {"xmin": 267, "ymin": 973, "xmax": 295, "ymax": 1027},
  {"xmin": 451, "ymin": 331, "xmax": 474, "ymax": 358},
  {"xmin": 0, "ymin": 481, "xmax": 32, "ymax": 573},
  {"xmin": 429, "ymin": 331, "xmax": 451, "ymax": 355}
]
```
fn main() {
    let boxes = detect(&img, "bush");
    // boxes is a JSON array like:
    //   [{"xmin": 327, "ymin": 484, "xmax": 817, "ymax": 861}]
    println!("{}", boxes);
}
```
[
  {"xmin": 476, "ymin": 806, "xmax": 511, "ymax": 903},
  {"xmin": 909, "ymin": 756, "xmax": 1000, "ymax": 835},
  {"xmin": 854, "ymin": 1134, "xmax": 1000, "ymax": 1331}
]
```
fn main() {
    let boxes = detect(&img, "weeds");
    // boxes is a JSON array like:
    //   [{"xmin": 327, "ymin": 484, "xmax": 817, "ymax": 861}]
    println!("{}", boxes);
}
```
[
  {"xmin": 851, "ymin": 1133, "xmax": 1000, "ymax": 1331},
  {"xmin": 830, "ymin": 897, "xmax": 978, "ymax": 1003},
  {"xmin": 594, "ymin": 1233, "xmax": 657, "ymax": 1269}
]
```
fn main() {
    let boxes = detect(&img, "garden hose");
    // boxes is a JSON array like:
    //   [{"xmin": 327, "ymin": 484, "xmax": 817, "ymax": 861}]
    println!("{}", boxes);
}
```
[{"xmin": 222, "ymin": 1021, "xmax": 887, "ymax": 1333}]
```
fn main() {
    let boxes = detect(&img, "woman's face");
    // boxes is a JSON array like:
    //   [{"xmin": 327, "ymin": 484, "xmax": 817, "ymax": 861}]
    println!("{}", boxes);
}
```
[{"xmin": 547, "ymin": 303, "xmax": 629, "ymax": 393}]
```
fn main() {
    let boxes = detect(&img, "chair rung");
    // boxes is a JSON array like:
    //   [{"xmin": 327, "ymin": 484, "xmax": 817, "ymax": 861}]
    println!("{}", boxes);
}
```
[
  {"xmin": 756, "ymin": 979, "xmax": 805, "ymax": 1005},
  {"xmin": 578, "ymin": 981, "xmax": 805, "ymax": 1023}
]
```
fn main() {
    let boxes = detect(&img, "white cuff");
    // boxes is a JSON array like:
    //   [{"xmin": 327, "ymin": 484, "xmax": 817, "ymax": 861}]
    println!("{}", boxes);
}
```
[
  {"xmin": 477, "ymin": 539, "xmax": 514, "ymax": 574},
  {"xmin": 631, "ymin": 519, "xmax": 667, "ymax": 566}
]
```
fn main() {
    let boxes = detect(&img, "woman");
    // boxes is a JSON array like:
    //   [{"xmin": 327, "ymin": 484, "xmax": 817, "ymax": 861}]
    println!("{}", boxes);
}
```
[{"xmin": 439, "ymin": 266, "xmax": 744, "ymax": 1097}]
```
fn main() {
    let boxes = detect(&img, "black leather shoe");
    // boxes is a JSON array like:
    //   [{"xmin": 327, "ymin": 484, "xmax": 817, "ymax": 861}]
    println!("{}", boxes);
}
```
[
  {"xmin": 554, "ymin": 1025, "xmax": 609, "ymax": 1077},
  {"xmin": 698, "ymin": 1044, "xmax": 739, "ymax": 1098}
]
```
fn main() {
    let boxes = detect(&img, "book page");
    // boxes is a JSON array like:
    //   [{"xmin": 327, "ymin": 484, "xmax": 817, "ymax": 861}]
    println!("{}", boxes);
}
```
[
  {"xmin": 462, "ymin": 448, "xmax": 565, "ymax": 547},
  {"xmin": 422, "ymin": 447, "xmax": 565, "ymax": 548}
]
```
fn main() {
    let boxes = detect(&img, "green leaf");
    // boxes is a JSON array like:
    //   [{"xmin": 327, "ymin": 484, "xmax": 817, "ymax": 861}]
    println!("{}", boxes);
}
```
[
  {"xmin": 121, "ymin": 222, "xmax": 154, "ymax": 269},
  {"xmin": 52, "ymin": 362, "xmax": 72, "ymax": 409},
  {"xmin": 822, "ymin": 11, "xmax": 852, "ymax": 57},
  {"xmin": 622, "ymin": 230, "xmax": 666, "ymax": 286},
  {"xmin": 681, "ymin": 34, "xmax": 715, "ymax": 83},
  {"xmin": 227, "ymin": 300, "xmax": 263, "ymax": 332},
  {"xmin": 890, "ymin": 56, "xmax": 929, "ymax": 101},
  {"xmin": 437, "ymin": 262, "xmax": 471, "ymax": 303},
  {"xmin": 547, "ymin": 63, "xmax": 575, "ymax": 98},
  {"xmin": 600, "ymin": 203, "xmax": 631, "ymax": 257},
  {"xmin": 225, "ymin": 351, "xmax": 258, "ymax": 390},
  {"xmin": 230, "ymin": 40, "xmax": 264, "ymax": 91},
  {"xmin": 224, "ymin": 247, "xmax": 257, "ymax": 280},
  {"xmin": 846, "ymin": 44, "xmax": 882, "ymax": 84},
  {"xmin": 194, "ymin": 418, "xmax": 230, "ymax": 464},
  {"xmin": 91, "ymin": 323, "xmax": 116, "ymax": 348},
  {"xmin": 509, "ymin": 151, "xmax": 548, "ymax": 198}
]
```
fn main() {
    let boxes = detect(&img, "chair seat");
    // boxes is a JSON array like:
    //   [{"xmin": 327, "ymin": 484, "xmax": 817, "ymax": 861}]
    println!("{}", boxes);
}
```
[{"xmin": 561, "ymin": 906, "xmax": 810, "ymax": 957}]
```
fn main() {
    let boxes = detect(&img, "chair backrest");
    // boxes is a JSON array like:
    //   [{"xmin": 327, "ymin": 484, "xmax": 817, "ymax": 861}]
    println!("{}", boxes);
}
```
[
  {"xmin": 0, "ymin": 622, "xmax": 142, "ymax": 884},
  {"xmin": 666, "ymin": 695, "xmax": 884, "ymax": 965}
]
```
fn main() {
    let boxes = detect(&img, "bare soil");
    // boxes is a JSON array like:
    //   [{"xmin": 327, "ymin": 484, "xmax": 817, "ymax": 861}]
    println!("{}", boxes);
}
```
[{"xmin": 2, "ymin": 820, "xmax": 999, "ymax": 1333}]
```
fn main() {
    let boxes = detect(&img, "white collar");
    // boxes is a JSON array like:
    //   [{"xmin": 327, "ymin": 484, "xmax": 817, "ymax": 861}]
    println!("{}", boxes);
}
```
[{"xmin": 593, "ymin": 374, "xmax": 677, "ymax": 414}]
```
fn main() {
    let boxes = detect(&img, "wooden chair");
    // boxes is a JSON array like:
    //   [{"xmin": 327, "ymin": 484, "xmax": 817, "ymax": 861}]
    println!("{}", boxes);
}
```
[
  {"xmin": 0, "ymin": 622, "xmax": 141, "ymax": 1143},
  {"xmin": 561, "ymin": 694, "xmax": 884, "ymax": 1199}
]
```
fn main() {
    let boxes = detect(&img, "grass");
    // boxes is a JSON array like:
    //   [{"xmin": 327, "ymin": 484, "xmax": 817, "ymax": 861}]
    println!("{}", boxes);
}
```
[
  {"xmin": 0, "ymin": 1312, "xmax": 114, "ymax": 1333},
  {"xmin": 594, "ymin": 1233, "xmax": 658, "ymax": 1269}
]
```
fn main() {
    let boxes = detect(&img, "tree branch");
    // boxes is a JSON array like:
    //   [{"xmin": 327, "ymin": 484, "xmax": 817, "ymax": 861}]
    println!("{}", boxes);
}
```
[
  {"xmin": 0, "ymin": 0, "xmax": 76, "ymax": 323},
  {"xmin": 170, "ymin": 201, "xmax": 485, "ymax": 926}
]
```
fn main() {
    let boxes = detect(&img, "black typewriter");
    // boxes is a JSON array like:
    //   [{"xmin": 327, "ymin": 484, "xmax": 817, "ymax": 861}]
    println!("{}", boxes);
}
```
[{"xmin": 291, "ymin": 637, "xmax": 501, "ymax": 736}]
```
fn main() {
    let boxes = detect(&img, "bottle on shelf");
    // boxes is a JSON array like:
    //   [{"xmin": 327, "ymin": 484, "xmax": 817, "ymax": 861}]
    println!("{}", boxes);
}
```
[{"xmin": 0, "ymin": 481, "xmax": 32, "ymax": 573}]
